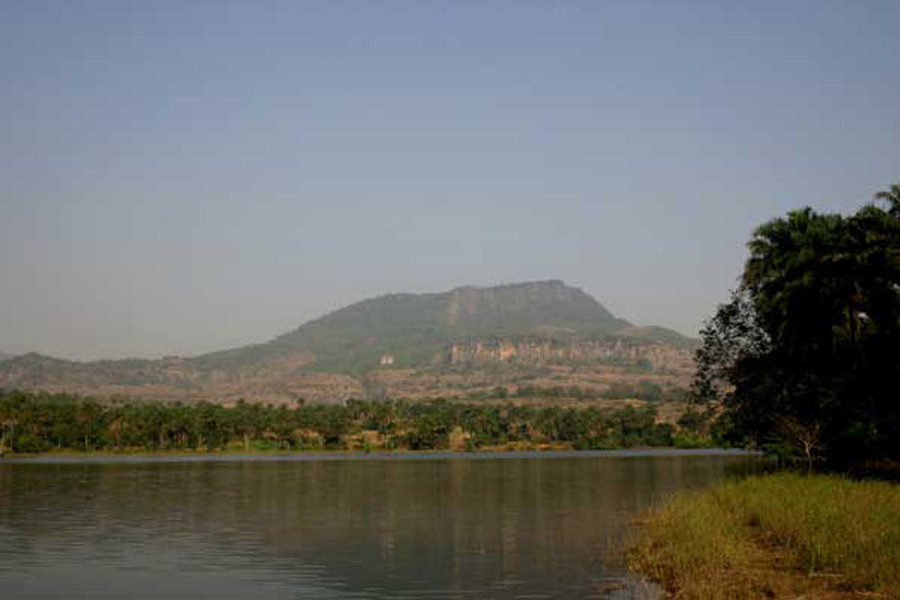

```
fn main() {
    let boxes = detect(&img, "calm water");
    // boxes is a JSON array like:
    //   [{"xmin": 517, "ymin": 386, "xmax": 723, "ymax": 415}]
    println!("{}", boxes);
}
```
[{"xmin": 0, "ymin": 451, "xmax": 761, "ymax": 599}]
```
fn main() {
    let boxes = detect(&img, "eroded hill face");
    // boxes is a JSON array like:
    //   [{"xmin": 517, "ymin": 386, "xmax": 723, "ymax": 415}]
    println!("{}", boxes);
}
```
[
  {"xmin": 0, "ymin": 281, "xmax": 697, "ymax": 403},
  {"xmin": 442, "ymin": 338, "xmax": 692, "ymax": 367}
]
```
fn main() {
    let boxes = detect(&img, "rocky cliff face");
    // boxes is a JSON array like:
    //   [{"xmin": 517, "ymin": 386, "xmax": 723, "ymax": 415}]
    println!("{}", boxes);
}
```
[{"xmin": 441, "ymin": 338, "xmax": 694, "ymax": 370}]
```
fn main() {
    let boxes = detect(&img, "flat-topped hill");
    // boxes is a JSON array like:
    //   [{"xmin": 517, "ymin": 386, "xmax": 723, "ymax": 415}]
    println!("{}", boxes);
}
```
[{"xmin": 0, "ymin": 281, "xmax": 696, "ymax": 401}]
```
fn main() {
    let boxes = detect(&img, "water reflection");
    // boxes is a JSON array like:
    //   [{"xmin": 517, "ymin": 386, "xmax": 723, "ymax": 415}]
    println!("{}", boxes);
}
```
[{"xmin": 0, "ymin": 454, "xmax": 761, "ymax": 599}]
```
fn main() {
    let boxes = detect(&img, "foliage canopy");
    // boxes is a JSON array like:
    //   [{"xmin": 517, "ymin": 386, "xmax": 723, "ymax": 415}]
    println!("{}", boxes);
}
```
[{"xmin": 693, "ymin": 185, "xmax": 900, "ymax": 460}]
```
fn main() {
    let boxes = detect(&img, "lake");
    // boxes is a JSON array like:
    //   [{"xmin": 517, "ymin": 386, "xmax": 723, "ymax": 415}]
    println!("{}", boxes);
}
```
[{"xmin": 0, "ymin": 450, "xmax": 761, "ymax": 599}]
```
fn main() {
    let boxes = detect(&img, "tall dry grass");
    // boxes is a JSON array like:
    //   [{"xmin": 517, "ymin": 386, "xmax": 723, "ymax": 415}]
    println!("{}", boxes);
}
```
[{"xmin": 630, "ymin": 473, "xmax": 900, "ymax": 599}]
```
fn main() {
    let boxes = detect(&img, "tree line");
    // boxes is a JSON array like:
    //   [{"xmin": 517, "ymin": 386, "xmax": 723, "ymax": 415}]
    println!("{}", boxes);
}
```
[{"xmin": 0, "ymin": 389, "xmax": 702, "ymax": 454}]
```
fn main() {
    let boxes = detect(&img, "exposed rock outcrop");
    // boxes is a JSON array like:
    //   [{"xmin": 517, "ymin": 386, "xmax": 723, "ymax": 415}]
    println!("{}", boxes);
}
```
[{"xmin": 441, "ymin": 338, "xmax": 693, "ymax": 370}]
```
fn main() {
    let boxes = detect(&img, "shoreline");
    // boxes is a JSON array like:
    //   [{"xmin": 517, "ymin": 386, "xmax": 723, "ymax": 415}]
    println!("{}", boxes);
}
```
[{"xmin": 0, "ymin": 447, "xmax": 759, "ymax": 464}]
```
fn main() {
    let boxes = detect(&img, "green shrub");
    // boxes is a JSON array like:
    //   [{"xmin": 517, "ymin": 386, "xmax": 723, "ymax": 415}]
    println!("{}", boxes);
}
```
[
  {"xmin": 13, "ymin": 432, "xmax": 51, "ymax": 453},
  {"xmin": 674, "ymin": 432, "xmax": 711, "ymax": 448}
]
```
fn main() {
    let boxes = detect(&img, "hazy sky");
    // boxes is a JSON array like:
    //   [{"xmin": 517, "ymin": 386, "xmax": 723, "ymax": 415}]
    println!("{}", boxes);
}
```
[{"xmin": 2, "ymin": 1, "xmax": 899, "ymax": 360}]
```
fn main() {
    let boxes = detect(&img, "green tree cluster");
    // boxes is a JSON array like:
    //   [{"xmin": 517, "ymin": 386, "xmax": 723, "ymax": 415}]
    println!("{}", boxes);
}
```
[
  {"xmin": 0, "ymin": 390, "xmax": 681, "ymax": 454},
  {"xmin": 693, "ymin": 184, "xmax": 900, "ymax": 461}
]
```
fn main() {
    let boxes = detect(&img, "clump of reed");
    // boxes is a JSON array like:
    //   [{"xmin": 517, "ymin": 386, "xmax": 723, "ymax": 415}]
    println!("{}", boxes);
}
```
[{"xmin": 630, "ymin": 472, "xmax": 900, "ymax": 599}]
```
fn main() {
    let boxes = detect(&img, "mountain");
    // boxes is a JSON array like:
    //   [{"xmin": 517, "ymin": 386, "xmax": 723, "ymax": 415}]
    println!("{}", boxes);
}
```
[
  {"xmin": 0, "ymin": 281, "xmax": 697, "ymax": 402},
  {"xmin": 0, "ymin": 352, "xmax": 17, "ymax": 363},
  {"xmin": 192, "ymin": 280, "xmax": 654, "ymax": 373}
]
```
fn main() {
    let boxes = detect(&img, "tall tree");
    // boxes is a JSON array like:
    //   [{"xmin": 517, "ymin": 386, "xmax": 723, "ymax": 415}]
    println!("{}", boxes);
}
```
[{"xmin": 693, "ymin": 185, "xmax": 900, "ymax": 460}]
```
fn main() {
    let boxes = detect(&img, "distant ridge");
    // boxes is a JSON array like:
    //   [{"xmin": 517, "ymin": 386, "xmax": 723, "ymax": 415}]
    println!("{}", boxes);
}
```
[{"xmin": 0, "ymin": 280, "xmax": 697, "ymax": 400}]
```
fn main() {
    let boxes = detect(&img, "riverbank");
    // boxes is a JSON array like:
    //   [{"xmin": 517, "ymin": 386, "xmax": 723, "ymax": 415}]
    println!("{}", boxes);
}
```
[
  {"xmin": 629, "ymin": 473, "xmax": 900, "ymax": 599},
  {"xmin": 0, "ymin": 447, "xmax": 757, "ymax": 463}
]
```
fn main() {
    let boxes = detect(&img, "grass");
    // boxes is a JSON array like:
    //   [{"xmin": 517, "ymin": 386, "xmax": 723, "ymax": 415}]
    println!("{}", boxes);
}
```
[{"xmin": 629, "ymin": 472, "xmax": 900, "ymax": 599}]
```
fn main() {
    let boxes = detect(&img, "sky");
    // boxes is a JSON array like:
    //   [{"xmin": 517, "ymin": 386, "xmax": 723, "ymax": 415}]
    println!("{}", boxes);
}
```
[{"xmin": 2, "ymin": 1, "xmax": 899, "ymax": 360}]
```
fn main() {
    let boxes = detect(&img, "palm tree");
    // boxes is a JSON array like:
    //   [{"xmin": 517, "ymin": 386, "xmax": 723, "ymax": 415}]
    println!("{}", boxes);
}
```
[
  {"xmin": 744, "ymin": 208, "xmax": 847, "ymax": 358},
  {"xmin": 874, "ymin": 183, "xmax": 900, "ymax": 217}
]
